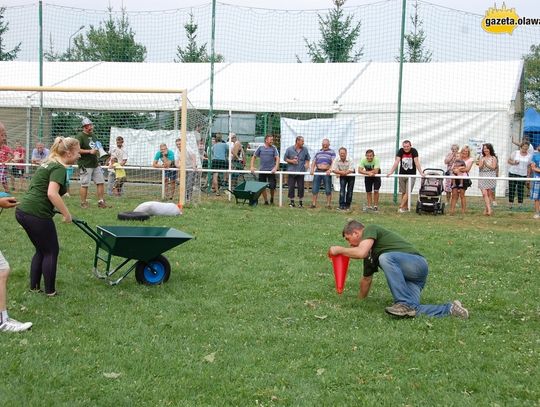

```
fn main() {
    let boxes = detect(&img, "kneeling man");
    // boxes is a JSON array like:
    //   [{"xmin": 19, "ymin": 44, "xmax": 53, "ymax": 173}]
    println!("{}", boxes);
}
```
[{"xmin": 329, "ymin": 220, "xmax": 469, "ymax": 318}]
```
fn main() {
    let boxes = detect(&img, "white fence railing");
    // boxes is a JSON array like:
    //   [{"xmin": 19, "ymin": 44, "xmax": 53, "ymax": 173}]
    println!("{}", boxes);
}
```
[{"xmin": 3, "ymin": 162, "xmax": 538, "ymax": 208}]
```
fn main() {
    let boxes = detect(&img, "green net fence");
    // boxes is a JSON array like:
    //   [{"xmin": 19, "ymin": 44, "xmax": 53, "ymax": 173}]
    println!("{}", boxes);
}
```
[
  {"xmin": 0, "ymin": 87, "xmax": 207, "ymax": 205},
  {"xmin": 4, "ymin": 2, "xmax": 537, "ymax": 62},
  {"xmin": 1, "ymin": 1, "xmax": 539, "ymax": 206}
]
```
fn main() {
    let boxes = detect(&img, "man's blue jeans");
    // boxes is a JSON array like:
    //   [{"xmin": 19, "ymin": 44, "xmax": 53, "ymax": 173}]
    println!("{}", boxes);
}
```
[
  {"xmin": 378, "ymin": 252, "xmax": 451, "ymax": 317},
  {"xmin": 312, "ymin": 174, "xmax": 332, "ymax": 195},
  {"xmin": 339, "ymin": 176, "xmax": 355, "ymax": 208}
]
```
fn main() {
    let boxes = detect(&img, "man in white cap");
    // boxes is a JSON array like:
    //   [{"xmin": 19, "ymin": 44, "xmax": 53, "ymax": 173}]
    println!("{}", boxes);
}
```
[{"xmin": 74, "ymin": 118, "xmax": 109, "ymax": 208}]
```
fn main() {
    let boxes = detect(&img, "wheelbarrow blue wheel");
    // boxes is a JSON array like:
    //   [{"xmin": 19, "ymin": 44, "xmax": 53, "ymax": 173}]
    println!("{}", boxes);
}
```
[{"xmin": 135, "ymin": 255, "xmax": 171, "ymax": 285}]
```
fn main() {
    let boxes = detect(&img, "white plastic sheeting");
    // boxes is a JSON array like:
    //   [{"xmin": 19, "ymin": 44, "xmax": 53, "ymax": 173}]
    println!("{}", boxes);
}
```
[
  {"xmin": 110, "ymin": 127, "xmax": 201, "ymax": 167},
  {"xmin": 281, "ymin": 111, "xmax": 515, "ymax": 197}
]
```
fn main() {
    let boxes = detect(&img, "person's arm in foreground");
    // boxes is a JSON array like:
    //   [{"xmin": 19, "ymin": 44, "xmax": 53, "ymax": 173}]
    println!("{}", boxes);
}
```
[
  {"xmin": 0, "ymin": 196, "xmax": 18, "ymax": 208},
  {"xmin": 47, "ymin": 182, "xmax": 71, "ymax": 223},
  {"xmin": 387, "ymin": 156, "xmax": 400, "ymax": 176},
  {"xmin": 359, "ymin": 275, "xmax": 373, "ymax": 299},
  {"xmin": 329, "ymin": 238, "xmax": 374, "ymax": 259},
  {"xmin": 330, "ymin": 238, "xmax": 375, "ymax": 299},
  {"xmin": 250, "ymin": 153, "xmax": 256, "ymax": 174},
  {"xmin": 272, "ymin": 154, "xmax": 279, "ymax": 173},
  {"xmin": 414, "ymin": 156, "xmax": 424, "ymax": 177}
]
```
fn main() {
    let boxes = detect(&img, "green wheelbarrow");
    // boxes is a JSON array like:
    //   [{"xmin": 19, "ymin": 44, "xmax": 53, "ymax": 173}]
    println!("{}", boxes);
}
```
[
  {"xmin": 227, "ymin": 181, "xmax": 269, "ymax": 206},
  {"xmin": 72, "ymin": 218, "xmax": 193, "ymax": 286}
]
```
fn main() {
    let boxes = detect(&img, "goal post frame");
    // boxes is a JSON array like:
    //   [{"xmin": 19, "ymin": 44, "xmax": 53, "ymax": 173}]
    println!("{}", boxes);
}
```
[{"xmin": 0, "ymin": 86, "xmax": 189, "ymax": 207}]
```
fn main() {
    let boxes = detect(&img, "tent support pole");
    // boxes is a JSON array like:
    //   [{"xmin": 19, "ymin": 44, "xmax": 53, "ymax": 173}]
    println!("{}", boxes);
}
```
[{"xmin": 393, "ymin": 0, "xmax": 407, "ymax": 204}]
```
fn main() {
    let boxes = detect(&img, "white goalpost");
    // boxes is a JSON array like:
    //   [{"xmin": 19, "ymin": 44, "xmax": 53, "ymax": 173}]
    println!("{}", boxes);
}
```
[{"xmin": 0, "ymin": 86, "xmax": 200, "ymax": 207}]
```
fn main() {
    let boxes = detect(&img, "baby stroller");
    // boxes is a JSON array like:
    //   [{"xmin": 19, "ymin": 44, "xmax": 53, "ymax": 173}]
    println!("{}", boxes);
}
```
[{"xmin": 416, "ymin": 168, "xmax": 445, "ymax": 215}]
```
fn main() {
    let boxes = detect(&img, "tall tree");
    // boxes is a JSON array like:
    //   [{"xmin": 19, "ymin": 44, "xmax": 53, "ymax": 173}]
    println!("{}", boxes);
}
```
[
  {"xmin": 524, "ymin": 44, "xmax": 540, "ymax": 110},
  {"xmin": 301, "ymin": 0, "xmax": 363, "ymax": 63},
  {"xmin": 398, "ymin": 0, "xmax": 432, "ymax": 63},
  {"xmin": 69, "ymin": 8, "xmax": 146, "ymax": 62},
  {"xmin": 0, "ymin": 7, "xmax": 21, "ymax": 61},
  {"xmin": 44, "ymin": 34, "xmax": 66, "ymax": 62},
  {"xmin": 175, "ymin": 13, "xmax": 223, "ymax": 63}
]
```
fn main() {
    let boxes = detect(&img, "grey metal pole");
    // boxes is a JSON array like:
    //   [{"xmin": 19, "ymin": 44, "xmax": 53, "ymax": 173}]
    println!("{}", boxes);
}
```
[
  {"xmin": 38, "ymin": 0, "xmax": 43, "ymax": 141},
  {"xmin": 206, "ymin": 0, "xmax": 217, "ymax": 193},
  {"xmin": 393, "ymin": 0, "xmax": 407, "ymax": 204}
]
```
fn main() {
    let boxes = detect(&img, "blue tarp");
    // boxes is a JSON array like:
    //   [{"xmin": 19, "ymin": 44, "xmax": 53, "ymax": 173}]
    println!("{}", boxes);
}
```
[{"xmin": 524, "ymin": 107, "xmax": 540, "ymax": 148}]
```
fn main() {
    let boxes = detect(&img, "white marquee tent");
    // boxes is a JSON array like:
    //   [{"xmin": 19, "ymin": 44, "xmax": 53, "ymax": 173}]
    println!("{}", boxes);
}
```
[{"xmin": 0, "ymin": 60, "xmax": 524, "ymax": 196}]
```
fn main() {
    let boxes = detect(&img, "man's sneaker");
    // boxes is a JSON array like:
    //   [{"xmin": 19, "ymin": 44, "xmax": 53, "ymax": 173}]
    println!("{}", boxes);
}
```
[
  {"xmin": 373, "ymin": 206, "xmax": 379, "ymax": 212},
  {"xmin": 385, "ymin": 303, "xmax": 416, "ymax": 317},
  {"xmin": 450, "ymin": 300, "xmax": 469, "ymax": 319},
  {"xmin": 398, "ymin": 208, "xmax": 409, "ymax": 213},
  {"xmin": 97, "ymin": 200, "xmax": 110, "ymax": 209},
  {"xmin": 80, "ymin": 201, "xmax": 89, "ymax": 209},
  {"xmin": 0, "ymin": 318, "xmax": 33, "ymax": 332},
  {"xmin": 298, "ymin": 201, "xmax": 304, "ymax": 208},
  {"xmin": 534, "ymin": 213, "xmax": 540, "ymax": 219},
  {"xmin": 289, "ymin": 201, "xmax": 295, "ymax": 208}
]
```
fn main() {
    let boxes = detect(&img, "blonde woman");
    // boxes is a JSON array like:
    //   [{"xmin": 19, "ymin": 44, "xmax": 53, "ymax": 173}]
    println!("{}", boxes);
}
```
[
  {"xmin": 15, "ymin": 137, "xmax": 80, "ymax": 296},
  {"xmin": 449, "ymin": 145, "xmax": 474, "ymax": 215},
  {"xmin": 477, "ymin": 143, "xmax": 498, "ymax": 216}
]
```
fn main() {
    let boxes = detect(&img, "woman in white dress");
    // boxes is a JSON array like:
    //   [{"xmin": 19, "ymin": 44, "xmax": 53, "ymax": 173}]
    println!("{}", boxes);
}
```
[{"xmin": 477, "ymin": 143, "xmax": 498, "ymax": 216}]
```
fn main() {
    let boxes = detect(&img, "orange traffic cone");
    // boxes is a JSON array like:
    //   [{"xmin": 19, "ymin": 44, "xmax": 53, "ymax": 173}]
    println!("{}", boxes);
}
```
[{"xmin": 328, "ymin": 252, "xmax": 350, "ymax": 294}]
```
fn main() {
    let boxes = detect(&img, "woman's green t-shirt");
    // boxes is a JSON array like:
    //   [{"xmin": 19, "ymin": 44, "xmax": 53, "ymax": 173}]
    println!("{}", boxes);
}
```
[{"xmin": 18, "ymin": 161, "xmax": 67, "ymax": 218}]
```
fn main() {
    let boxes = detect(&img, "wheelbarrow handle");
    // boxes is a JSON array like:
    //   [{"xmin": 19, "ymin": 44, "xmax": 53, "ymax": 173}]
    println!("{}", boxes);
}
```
[{"xmin": 54, "ymin": 209, "xmax": 105, "ymax": 246}]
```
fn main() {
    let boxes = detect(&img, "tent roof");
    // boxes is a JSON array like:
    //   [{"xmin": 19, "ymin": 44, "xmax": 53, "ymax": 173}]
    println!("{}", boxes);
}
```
[
  {"xmin": 524, "ymin": 107, "xmax": 540, "ymax": 132},
  {"xmin": 0, "ymin": 60, "xmax": 523, "ymax": 113}
]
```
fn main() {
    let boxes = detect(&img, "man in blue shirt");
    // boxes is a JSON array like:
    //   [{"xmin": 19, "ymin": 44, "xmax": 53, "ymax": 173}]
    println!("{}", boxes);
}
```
[
  {"xmin": 310, "ymin": 138, "xmax": 336, "ymax": 209},
  {"xmin": 284, "ymin": 136, "xmax": 311, "ymax": 208},
  {"xmin": 250, "ymin": 135, "xmax": 279, "ymax": 205},
  {"xmin": 211, "ymin": 134, "xmax": 229, "ymax": 195},
  {"xmin": 153, "ymin": 143, "xmax": 176, "ymax": 200}
]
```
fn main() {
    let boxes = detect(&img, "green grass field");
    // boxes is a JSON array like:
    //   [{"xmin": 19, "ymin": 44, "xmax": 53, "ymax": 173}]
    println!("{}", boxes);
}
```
[{"xmin": 1, "ymin": 194, "xmax": 539, "ymax": 406}]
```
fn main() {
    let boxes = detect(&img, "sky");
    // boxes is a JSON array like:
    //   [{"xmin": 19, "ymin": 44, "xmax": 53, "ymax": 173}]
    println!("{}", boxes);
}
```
[
  {"xmin": 3, "ymin": 0, "xmax": 538, "ymax": 63},
  {"xmin": 3, "ymin": 0, "xmax": 538, "ymax": 16}
]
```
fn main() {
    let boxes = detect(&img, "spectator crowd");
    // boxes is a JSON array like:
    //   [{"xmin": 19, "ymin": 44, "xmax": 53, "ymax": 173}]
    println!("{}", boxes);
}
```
[{"xmin": 1, "ymin": 119, "xmax": 539, "ymax": 219}]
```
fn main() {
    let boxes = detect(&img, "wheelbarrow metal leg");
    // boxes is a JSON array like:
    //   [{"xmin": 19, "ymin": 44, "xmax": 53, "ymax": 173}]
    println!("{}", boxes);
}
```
[
  {"xmin": 93, "ymin": 245, "xmax": 114, "ymax": 279},
  {"xmin": 108, "ymin": 261, "xmax": 138, "ymax": 286}
]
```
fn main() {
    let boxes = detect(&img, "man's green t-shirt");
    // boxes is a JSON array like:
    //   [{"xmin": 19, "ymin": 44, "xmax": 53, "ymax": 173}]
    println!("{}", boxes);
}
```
[
  {"xmin": 361, "ymin": 224, "xmax": 422, "ymax": 276},
  {"xmin": 74, "ymin": 131, "xmax": 98, "ymax": 169},
  {"xmin": 358, "ymin": 156, "xmax": 380, "ymax": 172},
  {"xmin": 18, "ymin": 161, "xmax": 67, "ymax": 219}
]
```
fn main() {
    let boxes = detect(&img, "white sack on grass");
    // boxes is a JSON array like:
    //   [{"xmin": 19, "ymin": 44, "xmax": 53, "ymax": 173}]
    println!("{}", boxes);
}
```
[{"xmin": 133, "ymin": 201, "xmax": 182, "ymax": 216}]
